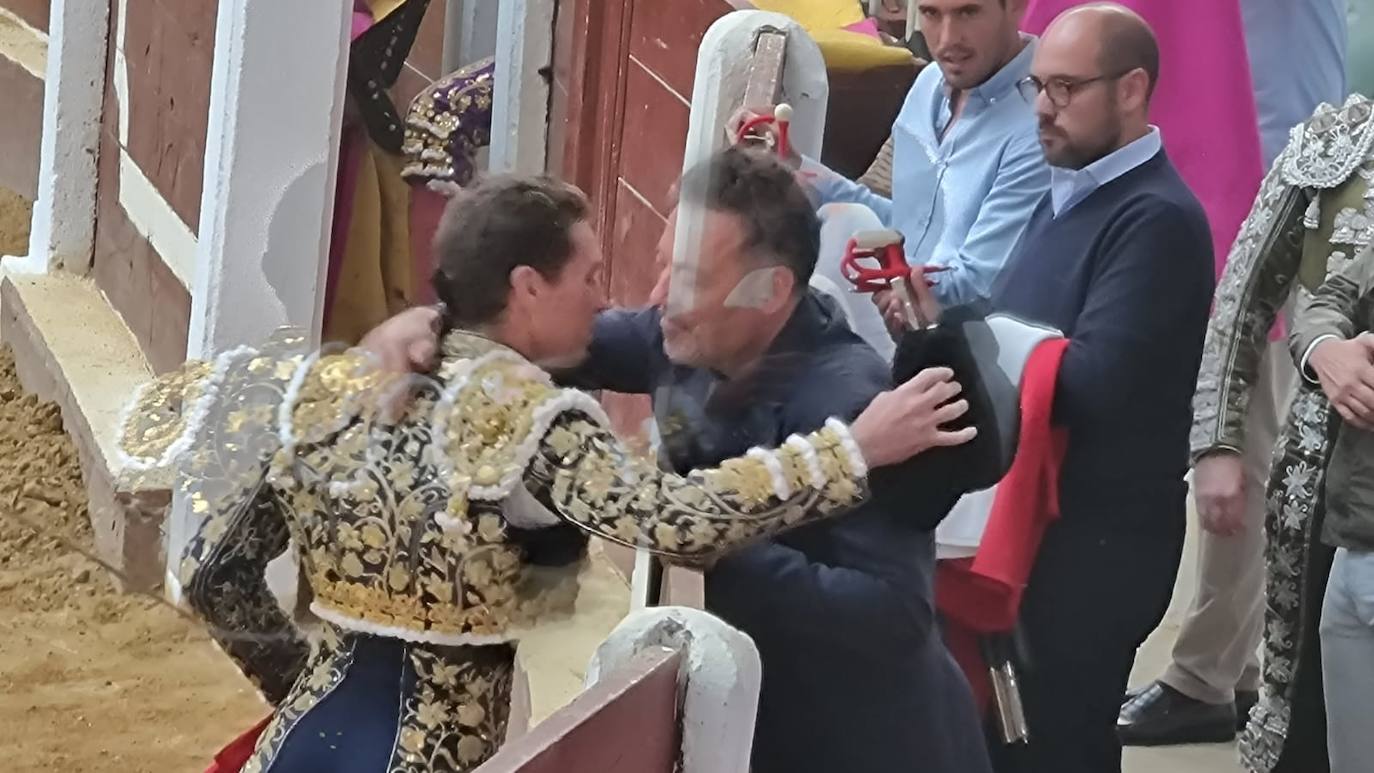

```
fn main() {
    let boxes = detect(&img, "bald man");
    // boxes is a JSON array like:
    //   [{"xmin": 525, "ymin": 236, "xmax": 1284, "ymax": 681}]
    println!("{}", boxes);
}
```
[{"xmin": 984, "ymin": 6, "xmax": 1214, "ymax": 772}]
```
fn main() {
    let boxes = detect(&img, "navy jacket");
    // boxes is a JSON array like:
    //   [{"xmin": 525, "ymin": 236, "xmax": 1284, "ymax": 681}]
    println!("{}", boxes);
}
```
[
  {"xmin": 993, "ymin": 150, "xmax": 1215, "ymax": 537},
  {"xmin": 566, "ymin": 293, "xmax": 991, "ymax": 773}
]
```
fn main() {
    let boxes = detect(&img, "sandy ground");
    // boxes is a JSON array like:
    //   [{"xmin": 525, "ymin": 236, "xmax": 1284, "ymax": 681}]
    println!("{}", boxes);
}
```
[{"xmin": 0, "ymin": 347, "xmax": 268, "ymax": 772}]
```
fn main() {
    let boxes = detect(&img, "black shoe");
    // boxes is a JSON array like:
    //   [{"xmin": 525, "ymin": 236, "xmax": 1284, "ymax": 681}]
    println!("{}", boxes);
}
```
[
  {"xmin": 1236, "ymin": 689, "xmax": 1258, "ymax": 731},
  {"xmin": 1117, "ymin": 681, "xmax": 1237, "ymax": 746}
]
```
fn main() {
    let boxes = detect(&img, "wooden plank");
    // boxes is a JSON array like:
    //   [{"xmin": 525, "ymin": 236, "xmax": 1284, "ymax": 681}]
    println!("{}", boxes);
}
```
[
  {"xmin": 659, "ymin": 565, "xmax": 705, "ymax": 609},
  {"xmin": 741, "ymin": 30, "xmax": 785, "ymax": 111},
  {"xmin": 476, "ymin": 648, "xmax": 683, "ymax": 773}
]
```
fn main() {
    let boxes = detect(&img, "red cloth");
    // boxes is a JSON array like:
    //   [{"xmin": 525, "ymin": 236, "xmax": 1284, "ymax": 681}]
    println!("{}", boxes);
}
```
[
  {"xmin": 936, "ymin": 338, "xmax": 1069, "ymax": 709},
  {"xmin": 204, "ymin": 716, "xmax": 272, "ymax": 773}
]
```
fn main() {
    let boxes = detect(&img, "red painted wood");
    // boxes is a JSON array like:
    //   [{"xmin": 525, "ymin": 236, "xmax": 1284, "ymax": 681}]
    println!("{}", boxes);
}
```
[{"xmin": 476, "ymin": 648, "xmax": 682, "ymax": 773}]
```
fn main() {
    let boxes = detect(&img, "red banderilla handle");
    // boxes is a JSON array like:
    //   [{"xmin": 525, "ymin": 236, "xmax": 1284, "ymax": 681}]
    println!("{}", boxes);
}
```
[
  {"xmin": 735, "ymin": 104, "xmax": 793, "ymax": 159},
  {"xmin": 840, "ymin": 231, "xmax": 948, "ymax": 294}
]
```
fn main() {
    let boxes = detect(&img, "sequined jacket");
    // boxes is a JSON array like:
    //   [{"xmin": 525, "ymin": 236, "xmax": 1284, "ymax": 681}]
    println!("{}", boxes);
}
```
[
  {"xmin": 1289, "ymin": 248, "xmax": 1374, "ymax": 552},
  {"xmin": 1188, "ymin": 93, "xmax": 1374, "ymax": 773},
  {"xmin": 116, "ymin": 330, "xmax": 871, "ymax": 704},
  {"xmin": 1192, "ymin": 94, "xmax": 1374, "ymax": 459}
]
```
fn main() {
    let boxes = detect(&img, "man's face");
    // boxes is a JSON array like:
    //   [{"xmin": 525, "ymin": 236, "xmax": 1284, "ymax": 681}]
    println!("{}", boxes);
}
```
[
  {"xmin": 917, "ymin": 0, "xmax": 1020, "ymax": 91},
  {"xmin": 658, "ymin": 208, "xmax": 787, "ymax": 371},
  {"xmin": 523, "ymin": 221, "xmax": 606, "ymax": 367},
  {"xmin": 1030, "ymin": 28, "xmax": 1123, "ymax": 169}
]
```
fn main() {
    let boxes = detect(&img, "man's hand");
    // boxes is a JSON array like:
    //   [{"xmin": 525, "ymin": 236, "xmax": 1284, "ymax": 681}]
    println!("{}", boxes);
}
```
[
  {"xmin": 359, "ymin": 306, "xmax": 444, "ymax": 374},
  {"xmin": 872, "ymin": 267, "xmax": 944, "ymax": 338},
  {"xmin": 725, "ymin": 107, "xmax": 804, "ymax": 171},
  {"xmin": 1308, "ymin": 333, "xmax": 1374, "ymax": 430},
  {"xmin": 1193, "ymin": 450, "xmax": 1247, "ymax": 537},
  {"xmin": 850, "ymin": 366, "xmax": 975, "ymax": 468}
]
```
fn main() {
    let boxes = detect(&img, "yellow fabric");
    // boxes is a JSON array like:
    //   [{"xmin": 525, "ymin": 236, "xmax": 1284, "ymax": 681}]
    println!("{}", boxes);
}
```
[
  {"xmin": 324, "ymin": 141, "xmax": 413, "ymax": 345},
  {"xmin": 363, "ymin": 0, "xmax": 408, "ymax": 23},
  {"xmin": 746, "ymin": 0, "xmax": 916, "ymax": 73},
  {"xmin": 750, "ymin": 0, "xmax": 865, "ymax": 29},
  {"xmin": 811, "ymin": 28, "xmax": 918, "ymax": 72}
]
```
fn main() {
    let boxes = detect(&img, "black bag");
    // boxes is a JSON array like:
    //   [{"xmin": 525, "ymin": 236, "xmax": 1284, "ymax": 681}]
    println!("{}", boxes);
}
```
[{"xmin": 870, "ymin": 303, "xmax": 1040, "ymax": 527}]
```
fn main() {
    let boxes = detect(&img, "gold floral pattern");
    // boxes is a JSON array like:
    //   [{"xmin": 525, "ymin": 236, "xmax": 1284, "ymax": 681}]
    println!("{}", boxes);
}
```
[
  {"xmin": 401, "ymin": 57, "xmax": 495, "ymax": 185},
  {"xmin": 390, "ymin": 644, "xmax": 514, "ymax": 771},
  {"xmin": 116, "ymin": 328, "xmax": 875, "ymax": 771},
  {"xmin": 118, "ymin": 358, "xmax": 215, "ymax": 470},
  {"xmin": 527, "ymin": 415, "xmax": 866, "ymax": 559}
]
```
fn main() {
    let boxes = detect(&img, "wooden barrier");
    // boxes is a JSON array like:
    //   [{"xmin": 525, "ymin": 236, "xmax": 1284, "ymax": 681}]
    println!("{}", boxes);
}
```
[{"xmin": 476, "ymin": 648, "xmax": 683, "ymax": 773}]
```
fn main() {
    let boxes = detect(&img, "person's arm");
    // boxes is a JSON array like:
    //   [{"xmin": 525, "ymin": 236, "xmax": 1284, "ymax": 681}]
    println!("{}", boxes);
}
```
[
  {"xmin": 116, "ymin": 333, "xmax": 317, "ymax": 703},
  {"xmin": 554, "ymin": 308, "xmax": 664, "ymax": 394},
  {"xmin": 179, "ymin": 483, "xmax": 309, "ymax": 704},
  {"xmin": 524, "ymin": 363, "xmax": 973, "ymax": 558},
  {"xmin": 1290, "ymin": 249, "xmax": 1374, "ymax": 428},
  {"xmin": 524, "ymin": 413, "xmax": 870, "ymax": 559},
  {"xmin": 1190, "ymin": 165, "xmax": 1306, "ymax": 458},
  {"xmin": 923, "ymin": 134, "xmax": 1049, "ymax": 307},
  {"xmin": 1053, "ymin": 201, "xmax": 1215, "ymax": 430},
  {"xmin": 799, "ymin": 156, "xmax": 895, "ymax": 223},
  {"xmin": 1291, "ymin": 249, "xmax": 1374, "ymax": 376}
]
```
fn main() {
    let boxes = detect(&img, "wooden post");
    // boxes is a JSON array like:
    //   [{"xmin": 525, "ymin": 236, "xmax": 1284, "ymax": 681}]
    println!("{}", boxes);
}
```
[{"xmin": 4, "ymin": 0, "xmax": 109, "ymax": 275}]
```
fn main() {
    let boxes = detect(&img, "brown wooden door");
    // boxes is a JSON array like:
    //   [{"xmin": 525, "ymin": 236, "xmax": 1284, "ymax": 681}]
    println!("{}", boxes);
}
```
[{"xmin": 550, "ymin": 0, "xmax": 747, "ymax": 437}]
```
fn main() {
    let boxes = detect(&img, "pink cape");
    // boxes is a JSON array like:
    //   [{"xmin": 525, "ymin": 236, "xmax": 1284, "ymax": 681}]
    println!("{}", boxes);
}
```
[{"xmin": 1021, "ymin": 0, "xmax": 1264, "ymax": 283}]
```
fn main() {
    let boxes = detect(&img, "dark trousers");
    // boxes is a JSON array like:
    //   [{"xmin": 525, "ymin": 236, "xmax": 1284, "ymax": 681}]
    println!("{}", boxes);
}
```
[{"xmin": 991, "ymin": 522, "xmax": 1184, "ymax": 773}]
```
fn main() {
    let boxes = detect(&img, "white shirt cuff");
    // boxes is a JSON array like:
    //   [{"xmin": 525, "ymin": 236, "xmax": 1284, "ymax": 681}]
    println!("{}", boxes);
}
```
[{"xmin": 1299, "ymin": 334, "xmax": 1341, "ymax": 385}]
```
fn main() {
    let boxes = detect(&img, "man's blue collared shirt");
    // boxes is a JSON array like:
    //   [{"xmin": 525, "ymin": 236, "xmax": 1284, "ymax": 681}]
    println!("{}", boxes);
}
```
[
  {"xmin": 808, "ymin": 36, "xmax": 1048, "ymax": 306},
  {"xmin": 1049, "ymin": 127, "xmax": 1163, "ymax": 217}
]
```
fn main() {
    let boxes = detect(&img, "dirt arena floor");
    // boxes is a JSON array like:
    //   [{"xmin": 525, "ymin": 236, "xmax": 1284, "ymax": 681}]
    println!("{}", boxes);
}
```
[{"xmin": 0, "ymin": 189, "xmax": 265, "ymax": 772}]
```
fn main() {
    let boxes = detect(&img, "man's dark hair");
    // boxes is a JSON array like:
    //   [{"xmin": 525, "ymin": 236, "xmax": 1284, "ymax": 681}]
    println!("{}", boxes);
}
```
[
  {"xmin": 678, "ymin": 146, "xmax": 821, "ymax": 292},
  {"xmin": 431, "ymin": 175, "xmax": 589, "ymax": 327},
  {"xmin": 1099, "ymin": 10, "xmax": 1160, "ymax": 100}
]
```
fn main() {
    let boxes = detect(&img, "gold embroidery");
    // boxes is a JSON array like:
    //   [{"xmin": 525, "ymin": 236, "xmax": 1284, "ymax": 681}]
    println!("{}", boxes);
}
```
[
  {"xmin": 390, "ymin": 644, "xmax": 514, "ymax": 771},
  {"xmin": 118, "ymin": 358, "xmax": 215, "ymax": 467}
]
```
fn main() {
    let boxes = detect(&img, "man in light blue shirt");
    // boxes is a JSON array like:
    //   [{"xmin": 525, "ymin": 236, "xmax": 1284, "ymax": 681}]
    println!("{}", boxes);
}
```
[{"xmin": 803, "ymin": 0, "xmax": 1049, "ymax": 360}]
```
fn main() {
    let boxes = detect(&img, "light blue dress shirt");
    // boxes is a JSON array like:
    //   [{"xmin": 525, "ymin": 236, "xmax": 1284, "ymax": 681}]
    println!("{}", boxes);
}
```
[
  {"xmin": 1242, "ymin": 0, "xmax": 1348, "ymax": 167},
  {"xmin": 1049, "ymin": 127, "xmax": 1163, "ymax": 217},
  {"xmin": 805, "ymin": 36, "xmax": 1048, "ymax": 307}
]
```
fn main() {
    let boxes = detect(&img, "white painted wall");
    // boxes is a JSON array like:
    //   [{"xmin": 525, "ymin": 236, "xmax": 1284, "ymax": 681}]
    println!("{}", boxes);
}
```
[
  {"xmin": 442, "ymin": 0, "xmax": 499, "ymax": 71},
  {"xmin": 488, "ymin": 0, "xmax": 553, "ymax": 174},
  {"xmin": 167, "ymin": 0, "xmax": 350, "ymax": 601},
  {"xmin": 4, "ymin": 0, "xmax": 108, "ymax": 275},
  {"xmin": 187, "ymin": 0, "xmax": 349, "ymax": 357}
]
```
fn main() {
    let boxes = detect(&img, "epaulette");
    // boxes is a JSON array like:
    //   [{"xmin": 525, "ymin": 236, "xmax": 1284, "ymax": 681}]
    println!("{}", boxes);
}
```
[{"xmin": 1280, "ymin": 93, "xmax": 1374, "ymax": 190}]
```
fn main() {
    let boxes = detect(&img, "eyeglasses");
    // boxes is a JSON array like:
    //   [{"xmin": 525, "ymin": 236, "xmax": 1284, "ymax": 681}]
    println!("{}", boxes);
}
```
[{"xmin": 1016, "ymin": 72, "xmax": 1129, "ymax": 108}]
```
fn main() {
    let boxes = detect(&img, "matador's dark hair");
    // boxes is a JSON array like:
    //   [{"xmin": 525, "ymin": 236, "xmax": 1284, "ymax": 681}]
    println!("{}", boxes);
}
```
[{"xmin": 431, "ymin": 175, "xmax": 590, "ymax": 327}]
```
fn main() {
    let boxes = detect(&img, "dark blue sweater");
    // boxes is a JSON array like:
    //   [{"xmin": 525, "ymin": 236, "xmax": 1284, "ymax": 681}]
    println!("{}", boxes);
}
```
[
  {"xmin": 993, "ymin": 151, "xmax": 1214, "ymax": 535},
  {"xmin": 566, "ymin": 294, "xmax": 990, "ymax": 773}
]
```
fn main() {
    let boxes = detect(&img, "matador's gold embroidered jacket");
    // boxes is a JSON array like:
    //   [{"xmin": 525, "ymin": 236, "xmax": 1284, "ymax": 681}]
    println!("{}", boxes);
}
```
[
  {"xmin": 1189, "ymin": 94, "xmax": 1373, "ymax": 773},
  {"xmin": 116, "ymin": 330, "xmax": 869, "ymax": 700}
]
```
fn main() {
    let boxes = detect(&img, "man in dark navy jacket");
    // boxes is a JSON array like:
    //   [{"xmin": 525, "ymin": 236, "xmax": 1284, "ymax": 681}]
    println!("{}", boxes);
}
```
[
  {"xmin": 362, "ymin": 148, "xmax": 992, "ymax": 772},
  {"xmin": 567, "ymin": 149, "xmax": 991, "ymax": 773},
  {"xmin": 879, "ymin": 5, "xmax": 1215, "ymax": 772}
]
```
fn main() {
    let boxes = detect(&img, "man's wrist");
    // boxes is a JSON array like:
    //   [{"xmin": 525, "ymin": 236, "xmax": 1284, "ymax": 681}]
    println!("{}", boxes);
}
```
[
  {"xmin": 1302, "ymin": 334, "xmax": 1342, "ymax": 384},
  {"xmin": 1192, "ymin": 445, "xmax": 1242, "ymax": 466}
]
